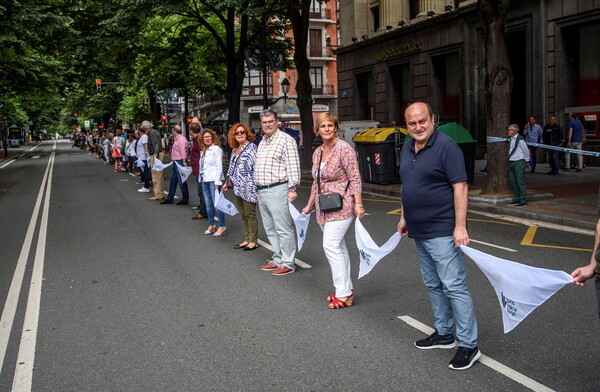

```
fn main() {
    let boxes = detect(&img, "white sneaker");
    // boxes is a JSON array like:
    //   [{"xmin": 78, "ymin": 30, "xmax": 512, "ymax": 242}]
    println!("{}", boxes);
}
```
[{"xmin": 138, "ymin": 187, "xmax": 149, "ymax": 193}]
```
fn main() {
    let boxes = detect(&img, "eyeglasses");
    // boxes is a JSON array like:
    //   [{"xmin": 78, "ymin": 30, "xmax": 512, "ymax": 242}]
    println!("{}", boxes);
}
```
[
  {"xmin": 203, "ymin": 136, "xmax": 212, "ymax": 139},
  {"xmin": 234, "ymin": 131, "xmax": 246, "ymax": 135}
]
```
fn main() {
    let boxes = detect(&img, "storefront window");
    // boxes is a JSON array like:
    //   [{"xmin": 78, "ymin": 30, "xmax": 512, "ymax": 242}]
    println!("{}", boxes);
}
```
[
  {"xmin": 432, "ymin": 52, "xmax": 460, "ymax": 121},
  {"xmin": 579, "ymin": 24, "xmax": 600, "ymax": 106},
  {"xmin": 388, "ymin": 63, "xmax": 411, "ymax": 124},
  {"xmin": 356, "ymin": 72, "xmax": 374, "ymax": 120}
]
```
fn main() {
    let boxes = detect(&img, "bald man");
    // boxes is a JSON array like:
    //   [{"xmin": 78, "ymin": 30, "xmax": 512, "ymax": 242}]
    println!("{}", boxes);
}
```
[{"xmin": 397, "ymin": 102, "xmax": 480, "ymax": 370}]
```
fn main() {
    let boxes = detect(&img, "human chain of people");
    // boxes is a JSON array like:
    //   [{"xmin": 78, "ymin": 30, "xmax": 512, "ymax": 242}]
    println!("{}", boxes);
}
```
[{"xmin": 73, "ymin": 105, "xmax": 598, "ymax": 375}]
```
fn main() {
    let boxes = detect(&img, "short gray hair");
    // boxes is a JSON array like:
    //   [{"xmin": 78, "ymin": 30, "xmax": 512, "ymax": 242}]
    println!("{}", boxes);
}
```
[
  {"xmin": 508, "ymin": 124, "xmax": 519, "ymax": 133},
  {"xmin": 260, "ymin": 108, "xmax": 278, "ymax": 120},
  {"xmin": 141, "ymin": 120, "xmax": 152, "ymax": 129}
]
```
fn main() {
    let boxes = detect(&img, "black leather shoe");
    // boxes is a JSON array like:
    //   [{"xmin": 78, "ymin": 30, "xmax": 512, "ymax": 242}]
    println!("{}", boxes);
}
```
[
  {"xmin": 160, "ymin": 200, "xmax": 173, "ymax": 205},
  {"xmin": 234, "ymin": 243, "xmax": 248, "ymax": 249},
  {"xmin": 243, "ymin": 245, "xmax": 259, "ymax": 251},
  {"xmin": 176, "ymin": 200, "xmax": 189, "ymax": 205}
]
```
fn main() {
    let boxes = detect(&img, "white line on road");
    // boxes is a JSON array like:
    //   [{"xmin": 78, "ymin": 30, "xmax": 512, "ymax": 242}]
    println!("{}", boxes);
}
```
[
  {"xmin": 0, "ymin": 145, "xmax": 40, "ymax": 169},
  {"xmin": 31, "ymin": 156, "xmax": 40, "ymax": 159},
  {"xmin": 470, "ymin": 210, "xmax": 594, "ymax": 236},
  {"xmin": 12, "ymin": 146, "xmax": 55, "ymax": 391},
  {"xmin": 257, "ymin": 239, "xmax": 312, "ymax": 269},
  {"xmin": 0, "ymin": 148, "xmax": 53, "ymax": 375},
  {"xmin": 469, "ymin": 239, "xmax": 518, "ymax": 252},
  {"xmin": 397, "ymin": 315, "xmax": 556, "ymax": 392}
]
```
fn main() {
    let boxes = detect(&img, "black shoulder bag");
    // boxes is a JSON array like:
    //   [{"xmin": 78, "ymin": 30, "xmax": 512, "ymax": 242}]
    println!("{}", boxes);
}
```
[{"xmin": 317, "ymin": 150, "xmax": 349, "ymax": 213}]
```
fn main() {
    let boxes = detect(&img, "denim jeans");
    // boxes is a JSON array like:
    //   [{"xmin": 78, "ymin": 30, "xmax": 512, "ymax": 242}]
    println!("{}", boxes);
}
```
[
  {"xmin": 166, "ymin": 159, "xmax": 189, "ymax": 202},
  {"xmin": 414, "ymin": 236, "xmax": 478, "ymax": 348},
  {"xmin": 565, "ymin": 142, "xmax": 583, "ymax": 170},
  {"xmin": 202, "ymin": 181, "xmax": 225, "ymax": 227}
]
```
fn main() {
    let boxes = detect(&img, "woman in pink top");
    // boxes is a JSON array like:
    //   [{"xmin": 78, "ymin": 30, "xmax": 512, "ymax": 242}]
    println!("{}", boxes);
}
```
[
  {"xmin": 302, "ymin": 112, "xmax": 365, "ymax": 309},
  {"xmin": 161, "ymin": 125, "xmax": 189, "ymax": 205}
]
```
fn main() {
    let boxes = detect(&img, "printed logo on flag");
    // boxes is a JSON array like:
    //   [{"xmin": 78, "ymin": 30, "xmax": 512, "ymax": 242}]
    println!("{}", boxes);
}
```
[
  {"xmin": 359, "ymin": 249, "xmax": 372, "ymax": 266},
  {"xmin": 501, "ymin": 292, "xmax": 517, "ymax": 317},
  {"xmin": 299, "ymin": 228, "xmax": 305, "ymax": 239}
]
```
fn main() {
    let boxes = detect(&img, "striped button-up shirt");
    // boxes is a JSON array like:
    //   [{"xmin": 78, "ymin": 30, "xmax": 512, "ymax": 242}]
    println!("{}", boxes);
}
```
[{"xmin": 254, "ymin": 130, "xmax": 300, "ymax": 188}]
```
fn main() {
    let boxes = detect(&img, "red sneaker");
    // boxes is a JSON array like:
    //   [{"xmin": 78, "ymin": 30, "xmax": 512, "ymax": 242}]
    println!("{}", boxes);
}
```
[
  {"xmin": 272, "ymin": 266, "xmax": 294, "ymax": 276},
  {"xmin": 135, "ymin": 181, "xmax": 144, "ymax": 184},
  {"xmin": 260, "ymin": 261, "xmax": 278, "ymax": 271}
]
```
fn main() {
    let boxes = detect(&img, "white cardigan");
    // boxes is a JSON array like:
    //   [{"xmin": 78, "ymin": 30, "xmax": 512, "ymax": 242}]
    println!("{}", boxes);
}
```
[{"xmin": 200, "ymin": 145, "xmax": 224, "ymax": 185}]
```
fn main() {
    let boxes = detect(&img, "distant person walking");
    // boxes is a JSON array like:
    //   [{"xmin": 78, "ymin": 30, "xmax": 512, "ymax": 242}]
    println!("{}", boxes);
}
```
[
  {"xmin": 564, "ymin": 113, "xmax": 584, "ymax": 172},
  {"xmin": 523, "ymin": 116, "xmax": 543, "ymax": 173},
  {"xmin": 543, "ymin": 116, "xmax": 563, "ymax": 175},
  {"xmin": 508, "ymin": 124, "xmax": 530, "ymax": 206}
]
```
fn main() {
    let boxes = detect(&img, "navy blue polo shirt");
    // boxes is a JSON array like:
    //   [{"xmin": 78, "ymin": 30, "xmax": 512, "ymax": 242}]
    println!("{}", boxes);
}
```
[{"xmin": 400, "ymin": 131, "xmax": 467, "ymax": 239}]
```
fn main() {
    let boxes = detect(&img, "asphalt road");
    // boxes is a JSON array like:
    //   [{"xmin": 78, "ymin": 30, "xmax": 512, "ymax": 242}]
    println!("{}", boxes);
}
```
[{"xmin": 0, "ymin": 141, "xmax": 598, "ymax": 392}]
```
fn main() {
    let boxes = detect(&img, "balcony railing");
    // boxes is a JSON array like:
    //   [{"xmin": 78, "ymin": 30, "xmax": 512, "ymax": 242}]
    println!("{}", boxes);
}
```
[
  {"xmin": 309, "ymin": 8, "xmax": 332, "ymax": 19},
  {"xmin": 242, "ymin": 86, "xmax": 273, "ymax": 97},
  {"xmin": 308, "ymin": 45, "xmax": 334, "ymax": 58},
  {"xmin": 312, "ymin": 84, "xmax": 335, "ymax": 95}
]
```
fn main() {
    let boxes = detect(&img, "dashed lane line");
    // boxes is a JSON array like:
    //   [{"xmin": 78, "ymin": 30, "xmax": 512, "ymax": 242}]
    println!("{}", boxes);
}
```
[
  {"xmin": 469, "ymin": 239, "xmax": 518, "ymax": 252},
  {"xmin": 398, "ymin": 315, "xmax": 556, "ymax": 392}
]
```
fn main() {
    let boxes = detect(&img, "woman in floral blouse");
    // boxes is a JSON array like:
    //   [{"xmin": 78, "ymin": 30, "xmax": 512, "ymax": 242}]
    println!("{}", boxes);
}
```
[
  {"xmin": 222, "ymin": 123, "xmax": 259, "ymax": 251},
  {"xmin": 302, "ymin": 112, "xmax": 365, "ymax": 309}
]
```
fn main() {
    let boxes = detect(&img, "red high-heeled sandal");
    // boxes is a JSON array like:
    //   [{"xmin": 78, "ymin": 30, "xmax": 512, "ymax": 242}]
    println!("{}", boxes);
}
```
[
  {"xmin": 328, "ymin": 294, "xmax": 355, "ymax": 309},
  {"xmin": 327, "ymin": 289, "xmax": 354, "ymax": 303}
]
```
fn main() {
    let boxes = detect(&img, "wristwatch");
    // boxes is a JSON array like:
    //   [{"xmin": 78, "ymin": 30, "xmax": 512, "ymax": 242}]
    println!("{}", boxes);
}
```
[{"xmin": 288, "ymin": 188, "xmax": 297, "ymax": 193}]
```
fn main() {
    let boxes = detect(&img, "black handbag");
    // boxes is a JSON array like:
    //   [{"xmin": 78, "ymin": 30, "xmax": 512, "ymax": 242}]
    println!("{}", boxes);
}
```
[{"xmin": 317, "ymin": 150, "xmax": 349, "ymax": 213}]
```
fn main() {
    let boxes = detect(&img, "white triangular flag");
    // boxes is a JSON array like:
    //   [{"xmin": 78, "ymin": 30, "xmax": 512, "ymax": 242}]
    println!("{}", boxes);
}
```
[
  {"xmin": 136, "ymin": 158, "xmax": 147, "ymax": 169},
  {"xmin": 356, "ymin": 219, "xmax": 402, "ymax": 279},
  {"xmin": 460, "ymin": 245, "xmax": 573, "ymax": 333},
  {"xmin": 152, "ymin": 158, "xmax": 172, "ymax": 171},
  {"xmin": 288, "ymin": 203, "xmax": 311, "ymax": 251},
  {"xmin": 214, "ymin": 190, "xmax": 239, "ymax": 216},
  {"xmin": 174, "ymin": 161, "xmax": 192, "ymax": 182}
]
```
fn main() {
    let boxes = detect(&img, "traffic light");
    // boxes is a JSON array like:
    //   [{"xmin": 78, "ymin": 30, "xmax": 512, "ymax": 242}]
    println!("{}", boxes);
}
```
[
  {"xmin": 95, "ymin": 79, "xmax": 101, "ymax": 90},
  {"xmin": 162, "ymin": 115, "xmax": 168, "ymax": 120}
]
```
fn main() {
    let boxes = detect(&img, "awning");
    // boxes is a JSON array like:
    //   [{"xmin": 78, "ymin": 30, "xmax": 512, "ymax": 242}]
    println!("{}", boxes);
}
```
[{"xmin": 203, "ymin": 109, "xmax": 228, "ymax": 123}]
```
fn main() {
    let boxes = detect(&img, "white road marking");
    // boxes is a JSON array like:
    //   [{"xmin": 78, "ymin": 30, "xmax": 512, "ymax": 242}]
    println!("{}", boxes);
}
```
[
  {"xmin": 12, "ymin": 151, "xmax": 54, "ymax": 391},
  {"xmin": 470, "ymin": 210, "xmax": 594, "ymax": 236},
  {"xmin": 257, "ymin": 239, "xmax": 312, "ymax": 269},
  {"xmin": 398, "ymin": 315, "xmax": 556, "ymax": 392},
  {"xmin": 0, "ymin": 149, "xmax": 53, "ymax": 376},
  {"xmin": 0, "ymin": 159, "xmax": 15, "ymax": 169},
  {"xmin": 31, "ymin": 156, "xmax": 40, "ymax": 159},
  {"xmin": 469, "ymin": 239, "xmax": 518, "ymax": 252}
]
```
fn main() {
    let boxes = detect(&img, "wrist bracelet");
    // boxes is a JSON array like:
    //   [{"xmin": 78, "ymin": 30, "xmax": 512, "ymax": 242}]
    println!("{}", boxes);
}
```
[{"xmin": 355, "ymin": 204, "xmax": 364, "ymax": 207}]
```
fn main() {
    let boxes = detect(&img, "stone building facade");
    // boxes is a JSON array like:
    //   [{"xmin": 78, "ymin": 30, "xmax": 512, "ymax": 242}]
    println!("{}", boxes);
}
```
[{"xmin": 336, "ymin": 0, "xmax": 600, "ymax": 160}]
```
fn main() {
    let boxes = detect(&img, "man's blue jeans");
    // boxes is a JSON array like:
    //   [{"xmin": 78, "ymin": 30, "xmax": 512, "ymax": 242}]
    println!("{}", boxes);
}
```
[
  {"xmin": 414, "ymin": 236, "xmax": 478, "ymax": 348},
  {"xmin": 165, "ymin": 160, "xmax": 189, "ymax": 202}
]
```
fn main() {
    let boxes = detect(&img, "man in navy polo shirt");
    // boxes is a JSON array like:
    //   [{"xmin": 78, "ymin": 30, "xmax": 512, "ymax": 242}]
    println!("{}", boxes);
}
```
[{"xmin": 397, "ymin": 102, "xmax": 480, "ymax": 371}]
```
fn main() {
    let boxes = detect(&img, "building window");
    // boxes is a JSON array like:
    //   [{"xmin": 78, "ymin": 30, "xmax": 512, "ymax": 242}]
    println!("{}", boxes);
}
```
[
  {"xmin": 432, "ymin": 53, "xmax": 460, "ymax": 121},
  {"xmin": 310, "ymin": 67, "xmax": 324, "ymax": 94},
  {"xmin": 371, "ymin": 6, "xmax": 380, "ymax": 32},
  {"xmin": 309, "ymin": 29, "xmax": 323, "ymax": 57},
  {"xmin": 356, "ymin": 72, "xmax": 374, "ymax": 120},
  {"xmin": 310, "ymin": 0, "xmax": 322, "ymax": 18},
  {"xmin": 388, "ymin": 63, "xmax": 412, "ymax": 124},
  {"xmin": 243, "ymin": 69, "xmax": 272, "ymax": 96},
  {"xmin": 409, "ymin": 0, "xmax": 420, "ymax": 19}
]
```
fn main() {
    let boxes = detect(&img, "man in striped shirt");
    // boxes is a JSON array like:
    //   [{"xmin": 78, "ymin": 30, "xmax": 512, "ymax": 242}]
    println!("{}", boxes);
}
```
[{"xmin": 255, "ymin": 109, "xmax": 301, "ymax": 276}]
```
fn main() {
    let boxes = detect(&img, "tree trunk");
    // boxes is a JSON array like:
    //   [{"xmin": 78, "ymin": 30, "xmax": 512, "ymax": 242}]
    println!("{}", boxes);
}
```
[
  {"xmin": 288, "ymin": 1, "xmax": 314, "ymax": 170},
  {"xmin": 479, "ymin": 0, "xmax": 513, "ymax": 194},
  {"xmin": 148, "ymin": 90, "xmax": 161, "ymax": 128}
]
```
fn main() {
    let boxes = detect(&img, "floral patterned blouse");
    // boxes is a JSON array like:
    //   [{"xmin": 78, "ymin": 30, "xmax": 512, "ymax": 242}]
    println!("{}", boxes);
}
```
[
  {"xmin": 227, "ymin": 142, "xmax": 258, "ymax": 203},
  {"xmin": 310, "ymin": 138, "xmax": 362, "ymax": 224}
]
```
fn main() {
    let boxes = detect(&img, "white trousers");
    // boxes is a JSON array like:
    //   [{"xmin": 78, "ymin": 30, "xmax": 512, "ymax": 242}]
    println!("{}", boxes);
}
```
[{"xmin": 320, "ymin": 216, "xmax": 354, "ymax": 298}]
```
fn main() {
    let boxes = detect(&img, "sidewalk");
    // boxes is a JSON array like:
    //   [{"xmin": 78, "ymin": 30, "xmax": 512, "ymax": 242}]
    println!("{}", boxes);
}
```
[
  {"xmin": 0, "ymin": 141, "xmax": 40, "ymax": 161},
  {"xmin": 321, "ymin": 160, "xmax": 600, "ymax": 231}
]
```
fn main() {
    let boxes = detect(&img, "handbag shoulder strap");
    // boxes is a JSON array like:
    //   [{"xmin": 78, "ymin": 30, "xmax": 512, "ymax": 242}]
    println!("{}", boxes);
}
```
[{"xmin": 317, "ymin": 149, "xmax": 350, "ymax": 195}]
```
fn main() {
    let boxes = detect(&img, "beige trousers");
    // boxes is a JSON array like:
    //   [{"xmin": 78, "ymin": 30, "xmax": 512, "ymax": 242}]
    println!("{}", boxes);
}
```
[{"xmin": 150, "ymin": 153, "xmax": 165, "ymax": 198}]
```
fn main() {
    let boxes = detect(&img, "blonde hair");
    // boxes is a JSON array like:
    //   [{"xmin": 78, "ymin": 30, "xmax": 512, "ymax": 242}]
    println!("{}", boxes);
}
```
[{"xmin": 314, "ymin": 112, "xmax": 339, "ymax": 135}]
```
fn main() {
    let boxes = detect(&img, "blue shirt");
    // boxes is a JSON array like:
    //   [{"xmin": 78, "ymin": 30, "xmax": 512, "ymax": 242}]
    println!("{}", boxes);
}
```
[
  {"xmin": 568, "ymin": 119, "xmax": 583, "ymax": 143},
  {"xmin": 523, "ymin": 123, "xmax": 543, "ymax": 143},
  {"xmin": 400, "ymin": 131, "xmax": 467, "ymax": 239}
]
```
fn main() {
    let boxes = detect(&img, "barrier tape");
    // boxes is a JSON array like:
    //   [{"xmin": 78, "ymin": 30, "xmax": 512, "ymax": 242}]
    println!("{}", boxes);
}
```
[{"xmin": 485, "ymin": 137, "xmax": 600, "ymax": 158}]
